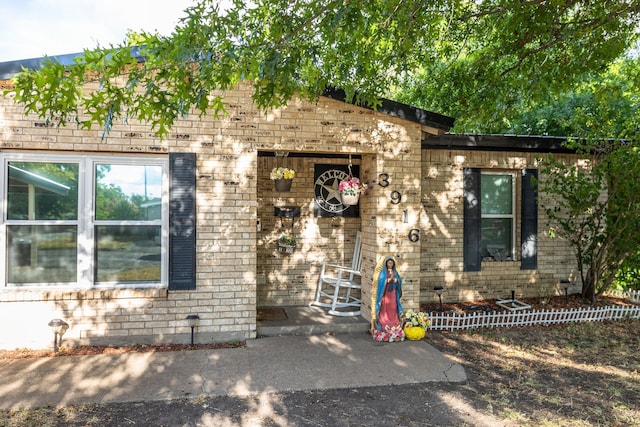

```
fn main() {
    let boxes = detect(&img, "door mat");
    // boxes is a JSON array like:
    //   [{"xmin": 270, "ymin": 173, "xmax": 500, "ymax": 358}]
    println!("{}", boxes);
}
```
[{"xmin": 257, "ymin": 308, "xmax": 288, "ymax": 321}]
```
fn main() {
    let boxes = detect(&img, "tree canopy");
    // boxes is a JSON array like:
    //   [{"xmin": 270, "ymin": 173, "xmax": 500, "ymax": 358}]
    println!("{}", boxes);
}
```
[
  {"xmin": 428, "ymin": 56, "xmax": 640, "ymax": 136},
  {"xmin": 6, "ymin": 0, "xmax": 640, "ymax": 136}
]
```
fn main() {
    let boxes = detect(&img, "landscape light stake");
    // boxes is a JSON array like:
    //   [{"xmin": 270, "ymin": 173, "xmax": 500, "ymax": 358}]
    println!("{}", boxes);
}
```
[
  {"xmin": 47, "ymin": 319, "xmax": 69, "ymax": 353},
  {"xmin": 434, "ymin": 286, "xmax": 444, "ymax": 312},
  {"xmin": 186, "ymin": 314, "xmax": 200, "ymax": 345}
]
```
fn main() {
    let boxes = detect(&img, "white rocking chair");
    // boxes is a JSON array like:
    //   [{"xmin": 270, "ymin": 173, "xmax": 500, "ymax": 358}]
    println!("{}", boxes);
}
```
[{"xmin": 311, "ymin": 232, "xmax": 362, "ymax": 316}]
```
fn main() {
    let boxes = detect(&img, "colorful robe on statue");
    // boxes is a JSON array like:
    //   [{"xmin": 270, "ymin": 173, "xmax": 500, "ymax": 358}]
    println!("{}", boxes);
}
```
[{"xmin": 372, "ymin": 256, "xmax": 405, "ymax": 342}]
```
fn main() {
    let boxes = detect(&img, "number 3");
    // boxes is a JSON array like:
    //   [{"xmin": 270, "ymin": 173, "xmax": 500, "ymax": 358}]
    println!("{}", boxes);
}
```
[{"xmin": 378, "ymin": 173, "xmax": 390, "ymax": 187}]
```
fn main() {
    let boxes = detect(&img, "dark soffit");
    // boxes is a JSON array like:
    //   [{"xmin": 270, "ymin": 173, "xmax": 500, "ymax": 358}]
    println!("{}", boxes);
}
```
[{"xmin": 423, "ymin": 133, "xmax": 576, "ymax": 153}]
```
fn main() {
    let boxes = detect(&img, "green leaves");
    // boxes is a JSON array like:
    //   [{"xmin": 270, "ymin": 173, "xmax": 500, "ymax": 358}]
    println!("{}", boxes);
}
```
[
  {"xmin": 539, "ymin": 138, "xmax": 640, "ymax": 301},
  {"xmin": 4, "ymin": 0, "xmax": 640, "ymax": 137}
]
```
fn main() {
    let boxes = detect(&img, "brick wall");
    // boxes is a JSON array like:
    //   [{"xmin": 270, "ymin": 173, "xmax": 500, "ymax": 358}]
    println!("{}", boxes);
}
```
[
  {"xmin": 0, "ymin": 82, "xmax": 424, "ymax": 349},
  {"xmin": 419, "ymin": 149, "xmax": 580, "ymax": 305},
  {"xmin": 0, "ymin": 78, "xmax": 582, "ymax": 349}
]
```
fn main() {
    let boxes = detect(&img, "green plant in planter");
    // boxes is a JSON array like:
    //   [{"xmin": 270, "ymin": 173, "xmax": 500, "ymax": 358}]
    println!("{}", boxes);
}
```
[{"xmin": 279, "ymin": 234, "xmax": 296, "ymax": 246}]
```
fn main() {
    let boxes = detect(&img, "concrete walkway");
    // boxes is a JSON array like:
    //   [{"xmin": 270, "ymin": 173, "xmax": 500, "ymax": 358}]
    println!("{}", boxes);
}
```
[{"xmin": 0, "ymin": 333, "xmax": 466, "ymax": 411}]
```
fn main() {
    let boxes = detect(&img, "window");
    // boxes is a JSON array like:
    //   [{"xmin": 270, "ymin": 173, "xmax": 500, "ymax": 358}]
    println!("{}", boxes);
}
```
[
  {"xmin": 480, "ymin": 172, "xmax": 515, "ymax": 261},
  {"xmin": 463, "ymin": 168, "xmax": 538, "ymax": 271},
  {"xmin": 2, "ymin": 154, "xmax": 169, "ymax": 287}
]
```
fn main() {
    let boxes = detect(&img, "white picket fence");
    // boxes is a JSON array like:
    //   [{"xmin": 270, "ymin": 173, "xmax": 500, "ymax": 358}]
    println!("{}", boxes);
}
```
[
  {"xmin": 607, "ymin": 289, "xmax": 640, "ymax": 304},
  {"xmin": 429, "ymin": 290, "xmax": 640, "ymax": 331}
]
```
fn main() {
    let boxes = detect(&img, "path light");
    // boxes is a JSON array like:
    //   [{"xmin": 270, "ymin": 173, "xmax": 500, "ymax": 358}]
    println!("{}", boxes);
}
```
[
  {"xmin": 186, "ymin": 314, "xmax": 200, "ymax": 345},
  {"xmin": 47, "ymin": 319, "xmax": 69, "ymax": 353},
  {"xmin": 564, "ymin": 286, "xmax": 569, "ymax": 305},
  {"xmin": 434, "ymin": 286, "xmax": 444, "ymax": 312}
]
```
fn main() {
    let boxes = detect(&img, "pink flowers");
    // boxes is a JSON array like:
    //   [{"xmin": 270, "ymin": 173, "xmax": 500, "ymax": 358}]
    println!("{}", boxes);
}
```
[
  {"xmin": 338, "ymin": 177, "xmax": 367, "ymax": 196},
  {"xmin": 372, "ymin": 324, "xmax": 405, "ymax": 342}
]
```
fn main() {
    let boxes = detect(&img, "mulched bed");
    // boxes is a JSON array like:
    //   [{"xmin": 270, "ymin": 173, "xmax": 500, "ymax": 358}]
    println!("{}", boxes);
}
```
[
  {"xmin": 2, "ymin": 295, "xmax": 635, "ymax": 361},
  {"xmin": 0, "ymin": 341, "xmax": 245, "ymax": 360}
]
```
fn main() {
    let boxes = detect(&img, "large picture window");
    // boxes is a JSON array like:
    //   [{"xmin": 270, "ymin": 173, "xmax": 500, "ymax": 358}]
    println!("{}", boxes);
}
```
[{"xmin": 2, "ymin": 154, "xmax": 168, "ymax": 287}]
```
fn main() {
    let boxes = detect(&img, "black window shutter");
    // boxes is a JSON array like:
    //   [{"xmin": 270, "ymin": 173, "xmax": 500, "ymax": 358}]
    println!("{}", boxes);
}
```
[
  {"xmin": 169, "ymin": 153, "xmax": 196, "ymax": 290},
  {"xmin": 463, "ymin": 168, "xmax": 482, "ymax": 271},
  {"xmin": 521, "ymin": 169, "xmax": 538, "ymax": 270}
]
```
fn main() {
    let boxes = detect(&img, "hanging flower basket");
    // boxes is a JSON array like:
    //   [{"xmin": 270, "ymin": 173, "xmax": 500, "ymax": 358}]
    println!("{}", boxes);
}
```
[
  {"xmin": 338, "ymin": 176, "xmax": 366, "ymax": 205},
  {"xmin": 340, "ymin": 192, "xmax": 360, "ymax": 206},
  {"xmin": 277, "ymin": 242, "xmax": 296, "ymax": 254},
  {"xmin": 274, "ymin": 178, "xmax": 293, "ymax": 192},
  {"xmin": 271, "ymin": 167, "xmax": 296, "ymax": 192}
]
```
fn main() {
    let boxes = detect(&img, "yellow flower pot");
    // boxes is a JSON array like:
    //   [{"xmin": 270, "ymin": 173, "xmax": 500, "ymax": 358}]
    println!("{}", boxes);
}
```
[{"xmin": 403, "ymin": 326, "xmax": 426, "ymax": 341}]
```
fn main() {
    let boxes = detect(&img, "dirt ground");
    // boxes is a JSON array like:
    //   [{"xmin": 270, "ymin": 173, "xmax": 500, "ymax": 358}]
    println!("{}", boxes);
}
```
[
  {"xmin": 2, "ymin": 295, "xmax": 639, "ymax": 426},
  {"xmin": 0, "ymin": 340, "xmax": 245, "ymax": 360}
]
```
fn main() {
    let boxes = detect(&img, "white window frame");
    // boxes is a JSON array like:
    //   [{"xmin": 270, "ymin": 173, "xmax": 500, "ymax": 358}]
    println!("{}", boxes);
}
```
[
  {"xmin": 481, "ymin": 171, "xmax": 516, "ymax": 261},
  {"xmin": 0, "ymin": 152, "xmax": 169, "ymax": 288}
]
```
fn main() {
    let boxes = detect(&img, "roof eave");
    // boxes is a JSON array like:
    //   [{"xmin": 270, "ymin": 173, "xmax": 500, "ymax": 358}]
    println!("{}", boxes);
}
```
[
  {"xmin": 321, "ymin": 87, "xmax": 455, "ymax": 132},
  {"xmin": 422, "ymin": 133, "xmax": 577, "ymax": 153}
]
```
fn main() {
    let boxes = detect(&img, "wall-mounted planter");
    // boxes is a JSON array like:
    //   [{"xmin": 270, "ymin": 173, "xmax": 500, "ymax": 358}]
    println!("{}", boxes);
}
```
[
  {"xmin": 277, "ymin": 242, "xmax": 296, "ymax": 255},
  {"xmin": 273, "ymin": 178, "xmax": 293, "ymax": 192},
  {"xmin": 274, "ymin": 206, "xmax": 301, "ymax": 217},
  {"xmin": 274, "ymin": 206, "xmax": 301, "ymax": 227}
]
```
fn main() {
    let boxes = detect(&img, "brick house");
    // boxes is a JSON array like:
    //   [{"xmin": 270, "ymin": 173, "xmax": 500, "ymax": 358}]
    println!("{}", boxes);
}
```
[{"xmin": 0, "ymin": 55, "xmax": 579, "ymax": 350}]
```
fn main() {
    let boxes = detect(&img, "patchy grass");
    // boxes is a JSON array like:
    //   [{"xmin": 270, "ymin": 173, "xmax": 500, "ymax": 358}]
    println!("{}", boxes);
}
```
[
  {"xmin": 428, "ymin": 319, "xmax": 640, "ymax": 426},
  {"xmin": 1, "ymin": 321, "xmax": 638, "ymax": 426}
]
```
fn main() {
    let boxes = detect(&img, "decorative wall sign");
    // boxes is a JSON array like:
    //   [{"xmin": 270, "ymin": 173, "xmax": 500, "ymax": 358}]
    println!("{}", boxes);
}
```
[{"xmin": 313, "ymin": 164, "xmax": 360, "ymax": 217}]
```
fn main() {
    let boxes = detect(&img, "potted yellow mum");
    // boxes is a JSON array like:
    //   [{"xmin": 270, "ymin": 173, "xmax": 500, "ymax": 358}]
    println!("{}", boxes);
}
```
[{"xmin": 402, "ymin": 311, "xmax": 430, "ymax": 340}]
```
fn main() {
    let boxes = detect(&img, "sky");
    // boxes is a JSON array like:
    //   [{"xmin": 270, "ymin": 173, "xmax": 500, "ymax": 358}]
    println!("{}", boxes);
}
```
[{"xmin": 0, "ymin": 0, "xmax": 198, "ymax": 62}]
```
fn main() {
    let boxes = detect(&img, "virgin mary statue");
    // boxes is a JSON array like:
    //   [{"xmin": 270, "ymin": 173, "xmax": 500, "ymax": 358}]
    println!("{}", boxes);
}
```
[{"xmin": 372, "ymin": 255, "xmax": 405, "ymax": 342}]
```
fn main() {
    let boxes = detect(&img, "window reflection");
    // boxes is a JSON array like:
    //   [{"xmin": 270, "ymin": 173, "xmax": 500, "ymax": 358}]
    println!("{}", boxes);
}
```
[
  {"xmin": 481, "ymin": 174, "xmax": 513, "ymax": 215},
  {"xmin": 481, "ymin": 173, "xmax": 515, "ymax": 260},
  {"xmin": 95, "ymin": 225, "xmax": 161, "ymax": 283},
  {"xmin": 95, "ymin": 164, "xmax": 162, "ymax": 221},
  {"xmin": 7, "ymin": 162, "xmax": 78, "ymax": 220},
  {"xmin": 7, "ymin": 225, "xmax": 77, "ymax": 283}
]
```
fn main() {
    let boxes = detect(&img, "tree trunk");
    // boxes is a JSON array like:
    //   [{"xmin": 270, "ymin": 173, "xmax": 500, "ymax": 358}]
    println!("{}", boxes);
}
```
[{"xmin": 582, "ymin": 267, "xmax": 597, "ymax": 304}]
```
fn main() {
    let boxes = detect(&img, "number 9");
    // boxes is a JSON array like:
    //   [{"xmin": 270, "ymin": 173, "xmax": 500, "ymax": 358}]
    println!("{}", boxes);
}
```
[{"xmin": 390, "ymin": 190, "xmax": 402, "ymax": 205}]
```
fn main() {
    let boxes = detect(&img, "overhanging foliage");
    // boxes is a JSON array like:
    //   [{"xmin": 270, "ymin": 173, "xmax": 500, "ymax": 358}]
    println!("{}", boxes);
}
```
[{"xmin": 4, "ymin": 0, "xmax": 640, "ymax": 137}]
